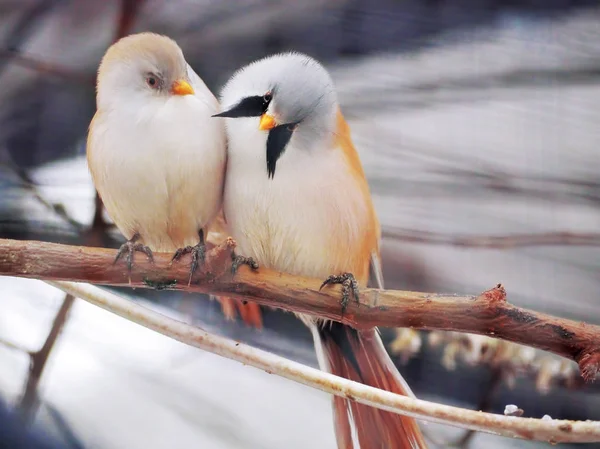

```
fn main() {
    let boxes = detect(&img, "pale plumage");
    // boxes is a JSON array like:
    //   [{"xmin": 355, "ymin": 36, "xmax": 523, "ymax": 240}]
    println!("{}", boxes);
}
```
[
  {"xmin": 219, "ymin": 52, "xmax": 426, "ymax": 448},
  {"xmin": 87, "ymin": 33, "xmax": 226, "ymax": 253}
]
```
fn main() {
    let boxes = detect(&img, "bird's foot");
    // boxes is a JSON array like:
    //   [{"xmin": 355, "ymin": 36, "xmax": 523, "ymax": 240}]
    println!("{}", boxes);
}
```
[
  {"xmin": 231, "ymin": 252, "xmax": 259, "ymax": 275},
  {"xmin": 319, "ymin": 272, "xmax": 360, "ymax": 313},
  {"xmin": 172, "ymin": 242, "xmax": 206, "ymax": 286},
  {"xmin": 114, "ymin": 234, "xmax": 154, "ymax": 272}
]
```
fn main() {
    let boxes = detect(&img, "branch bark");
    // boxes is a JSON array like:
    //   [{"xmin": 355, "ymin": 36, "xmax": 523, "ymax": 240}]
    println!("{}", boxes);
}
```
[
  {"xmin": 44, "ymin": 280, "xmax": 600, "ymax": 444},
  {"xmin": 0, "ymin": 237, "xmax": 598, "ymax": 382}
]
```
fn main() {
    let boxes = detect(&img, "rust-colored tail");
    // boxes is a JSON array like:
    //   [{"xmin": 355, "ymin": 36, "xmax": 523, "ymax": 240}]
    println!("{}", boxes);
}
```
[
  {"xmin": 314, "ymin": 322, "xmax": 427, "ymax": 449},
  {"xmin": 217, "ymin": 295, "xmax": 264, "ymax": 329},
  {"xmin": 206, "ymin": 210, "xmax": 264, "ymax": 329}
]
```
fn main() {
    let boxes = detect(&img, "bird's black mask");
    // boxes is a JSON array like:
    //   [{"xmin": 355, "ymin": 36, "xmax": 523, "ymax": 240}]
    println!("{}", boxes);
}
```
[{"xmin": 214, "ymin": 95, "xmax": 297, "ymax": 178}]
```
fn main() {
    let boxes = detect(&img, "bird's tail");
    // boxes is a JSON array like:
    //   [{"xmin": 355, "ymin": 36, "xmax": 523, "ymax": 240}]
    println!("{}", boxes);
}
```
[
  {"xmin": 217, "ymin": 295, "xmax": 263, "ymax": 329},
  {"xmin": 206, "ymin": 209, "xmax": 264, "ymax": 329},
  {"xmin": 313, "ymin": 321, "xmax": 427, "ymax": 449}
]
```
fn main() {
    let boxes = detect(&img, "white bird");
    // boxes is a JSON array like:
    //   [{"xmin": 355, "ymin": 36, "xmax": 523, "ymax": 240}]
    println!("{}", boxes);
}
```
[
  {"xmin": 87, "ymin": 32, "xmax": 225, "ymax": 276},
  {"xmin": 217, "ymin": 52, "xmax": 427, "ymax": 449}
]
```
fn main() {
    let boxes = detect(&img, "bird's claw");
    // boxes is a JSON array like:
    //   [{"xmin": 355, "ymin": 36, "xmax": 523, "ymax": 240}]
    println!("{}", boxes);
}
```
[
  {"xmin": 172, "ymin": 242, "xmax": 206, "ymax": 286},
  {"xmin": 114, "ymin": 237, "xmax": 154, "ymax": 272},
  {"xmin": 231, "ymin": 253, "xmax": 259, "ymax": 275},
  {"xmin": 319, "ymin": 272, "xmax": 360, "ymax": 312}
]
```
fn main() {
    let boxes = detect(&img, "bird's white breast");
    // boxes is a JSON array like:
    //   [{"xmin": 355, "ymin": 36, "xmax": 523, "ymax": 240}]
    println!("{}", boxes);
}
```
[
  {"xmin": 224, "ymin": 124, "xmax": 370, "ymax": 279},
  {"xmin": 88, "ymin": 94, "xmax": 226, "ymax": 252}
]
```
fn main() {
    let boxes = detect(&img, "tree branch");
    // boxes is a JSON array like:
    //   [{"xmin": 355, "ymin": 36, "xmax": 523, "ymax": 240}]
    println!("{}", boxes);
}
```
[
  {"xmin": 0, "ymin": 49, "xmax": 94, "ymax": 84},
  {"xmin": 0, "ymin": 237, "xmax": 598, "ymax": 382},
  {"xmin": 18, "ymin": 293, "xmax": 75, "ymax": 423},
  {"xmin": 383, "ymin": 228, "xmax": 600, "ymax": 248},
  {"xmin": 0, "ymin": 338, "xmax": 31, "ymax": 354},
  {"xmin": 44, "ymin": 280, "xmax": 600, "ymax": 444}
]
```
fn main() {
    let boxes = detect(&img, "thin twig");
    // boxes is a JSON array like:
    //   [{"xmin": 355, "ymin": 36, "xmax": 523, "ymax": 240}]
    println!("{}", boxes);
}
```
[
  {"xmin": 0, "ymin": 2, "xmax": 146, "ymax": 86},
  {"xmin": 0, "ymin": 49, "xmax": 94, "ymax": 84},
  {"xmin": 0, "ymin": 338, "xmax": 31, "ymax": 354},
  {"xmin": 383, "ymin": 228, "xmax": 600, "ymax": 248},
  {"xmin": 0, "ymin": 0, "xmax": 64, "ymax": 78},
  {"xmin": 18, "ymin": 293, "xmax": 76, "ymax": 424},
  {"xmin": 45, "ymin": 280, "xmax": 600, "ymax": 444},
  {"xmin": 1, "ymin": 159, "xmax": 83, "ymax": 232},
  {"xmin": 453, "ymin": 367, "xmax": 505, "ymax": 448},
  {"xmin": 0, "ymin": 237, "xmax": 598, "ymax": 381}
]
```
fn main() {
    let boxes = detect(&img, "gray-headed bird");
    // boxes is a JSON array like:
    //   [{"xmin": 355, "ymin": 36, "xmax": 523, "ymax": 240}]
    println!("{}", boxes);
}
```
[{"xmin": 216, "ymin": 52, "xmax": 427, "ymax": 449}]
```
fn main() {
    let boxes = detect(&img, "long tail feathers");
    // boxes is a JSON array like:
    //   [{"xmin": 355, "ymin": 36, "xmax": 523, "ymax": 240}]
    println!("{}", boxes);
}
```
[
  {"xmin": 216, "ymin": 295, "xmax": 264, "ymax": 329},
  {"xmin": 315, "ymin": 322, "xmax": 427, "ymax": 449}
]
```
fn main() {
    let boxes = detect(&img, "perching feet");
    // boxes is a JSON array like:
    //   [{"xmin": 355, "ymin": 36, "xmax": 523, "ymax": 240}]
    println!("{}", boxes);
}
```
[
  {"xmin": 172, "ymin": 229, "xmax": 207, "ymax": 285},
  {"xmin": 319, "ymin": 272, "xmax": 360, "ymax": 312},
  {"xmin": 231, "ymin": 252, "xmax": 259, "ymax": 275},
  {"xmin": 114, "ymin": 233, "xmax": 153, "ymax": 271}
]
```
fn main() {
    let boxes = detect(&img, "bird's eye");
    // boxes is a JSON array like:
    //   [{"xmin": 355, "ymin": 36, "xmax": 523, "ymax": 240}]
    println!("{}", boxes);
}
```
[
  {"xmin": 263, "ymin": 92, "xmax": 272, "ymax": 103},
  {"xmin": 146, "ymin": 74, "xmax": 160, "ymax": 89}
]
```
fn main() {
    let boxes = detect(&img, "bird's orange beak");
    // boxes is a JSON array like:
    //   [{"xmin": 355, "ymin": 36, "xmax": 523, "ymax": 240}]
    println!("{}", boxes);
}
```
[
  {"xmin": 171, "ymin": 79, "xmax": 194, "ymax": 96},
  {"xmin": 259, "ymin": 114, "xmax": 277, "ymax": 131}
]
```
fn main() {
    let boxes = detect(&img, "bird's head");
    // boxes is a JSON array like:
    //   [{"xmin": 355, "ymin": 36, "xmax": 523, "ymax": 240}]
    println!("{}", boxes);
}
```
[
  {"xmin": 96, "ymin": 32, "xmax": 195, "ymax": 110},
  {"xmin": 216, "ymin": 52, "xmax": 338, "ymax": 178}
]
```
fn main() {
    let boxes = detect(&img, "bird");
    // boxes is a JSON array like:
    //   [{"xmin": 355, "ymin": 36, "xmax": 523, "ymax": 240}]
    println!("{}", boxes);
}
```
[
  {"xmin": 87, "ymin": 32, "xmax": 258, "ymax": 323},
  {"xmin": 87, "ymin": 32, "xmax": 225, "ymax": 273},
  {"xmin": 216, "ymin": 52, "xmax": 427, "ymax": 448}
]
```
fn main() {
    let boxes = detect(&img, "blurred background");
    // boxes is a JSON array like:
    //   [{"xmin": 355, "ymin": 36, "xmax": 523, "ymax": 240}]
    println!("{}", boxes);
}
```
[{"xmin": 0, "ymin": 1, "xmax": 599, "ymax": 448}]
